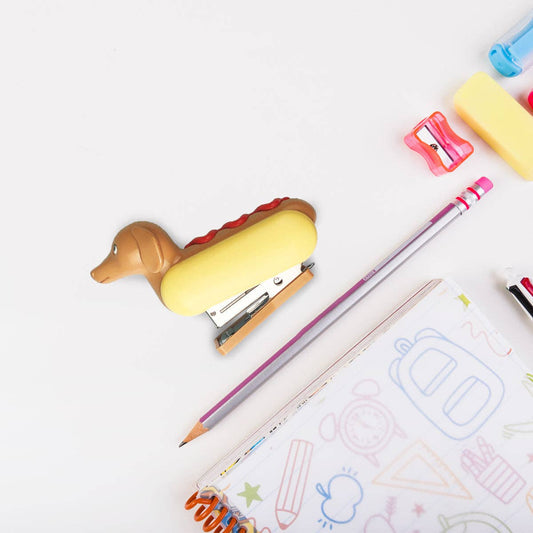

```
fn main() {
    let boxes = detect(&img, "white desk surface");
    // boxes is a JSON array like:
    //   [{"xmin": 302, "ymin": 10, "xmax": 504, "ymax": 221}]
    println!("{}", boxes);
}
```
[{"xmin": 1, "ymin": 1, "xmax": 532, "ymax": 531}]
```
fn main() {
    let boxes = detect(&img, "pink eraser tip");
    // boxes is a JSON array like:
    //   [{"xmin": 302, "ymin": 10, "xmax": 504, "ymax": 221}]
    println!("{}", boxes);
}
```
[{"xmin": 475, "ymin": 177, "xmax": 493, "ymax": 193}]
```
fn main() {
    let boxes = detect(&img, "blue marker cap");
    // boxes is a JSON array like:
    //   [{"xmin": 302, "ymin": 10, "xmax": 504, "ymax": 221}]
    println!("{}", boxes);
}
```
[{"xmin": 489, "ymin": 10, "xmax": 533, "ymax": 77}]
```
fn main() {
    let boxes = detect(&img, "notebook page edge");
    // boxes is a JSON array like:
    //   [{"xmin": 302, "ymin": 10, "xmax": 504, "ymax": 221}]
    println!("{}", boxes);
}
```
[{"xmin": 197, "ymin": 278, "xmax": 443, "ymax": 489}]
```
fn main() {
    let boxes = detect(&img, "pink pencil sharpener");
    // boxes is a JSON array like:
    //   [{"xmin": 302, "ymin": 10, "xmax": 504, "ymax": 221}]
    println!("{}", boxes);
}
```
[{"xmin": 404, "ymin": 111, "xmax": 474, "ymax": 176}]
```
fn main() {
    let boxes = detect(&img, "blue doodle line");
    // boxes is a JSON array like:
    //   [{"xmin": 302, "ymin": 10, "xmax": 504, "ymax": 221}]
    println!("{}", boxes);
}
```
[
  {"xmin": 389, "ymin": 328, "xmax": 504, "ymax": 440},
  {"xmin": 315, "ymin": 470, "xmax": 364, "ymax": 527}
]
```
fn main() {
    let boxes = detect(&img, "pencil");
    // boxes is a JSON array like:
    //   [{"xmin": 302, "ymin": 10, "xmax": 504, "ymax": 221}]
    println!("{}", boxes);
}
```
[
  {"xmin": 180, "ymin": 179, "xmax": 493, "ymax": 446},
  {"xmin": 477, "ymin": 436, "xmax": 494, "ymax": 464}
]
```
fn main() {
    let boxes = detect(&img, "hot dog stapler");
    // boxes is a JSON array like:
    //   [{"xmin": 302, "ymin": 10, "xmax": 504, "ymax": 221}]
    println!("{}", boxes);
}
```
[{"xmin": 91, "ymin": 198, "xmax": 317, "ymax": 354}]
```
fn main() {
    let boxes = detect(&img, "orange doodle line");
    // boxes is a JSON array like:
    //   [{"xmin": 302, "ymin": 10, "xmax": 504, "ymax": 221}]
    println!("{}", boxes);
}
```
[{"xmin": 373, "ymin": 441, "xmax": 472, "ymax": 500}]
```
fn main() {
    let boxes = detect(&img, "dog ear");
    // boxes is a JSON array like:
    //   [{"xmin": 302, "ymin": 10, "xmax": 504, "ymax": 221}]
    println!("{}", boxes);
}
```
[{"xmin": 130, "ymin": 225, "xmax": 164, "ymax": 273}]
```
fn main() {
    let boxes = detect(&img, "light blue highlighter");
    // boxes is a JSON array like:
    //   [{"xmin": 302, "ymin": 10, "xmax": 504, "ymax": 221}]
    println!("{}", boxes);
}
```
[{"xmin": 489, "ymin": 10, "xmax": 533, "ymax": 77}]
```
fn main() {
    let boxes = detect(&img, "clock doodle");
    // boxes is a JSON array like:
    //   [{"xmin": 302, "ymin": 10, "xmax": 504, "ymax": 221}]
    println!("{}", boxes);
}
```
[{"xmin": 319, "ymin": 379, "xmax": 406, "ymax": 466}]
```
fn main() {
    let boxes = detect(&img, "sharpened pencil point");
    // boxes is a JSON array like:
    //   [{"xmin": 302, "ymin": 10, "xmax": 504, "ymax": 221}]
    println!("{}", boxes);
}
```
[{"xmin": 180, "ymin": 421, "xmax": 209, "ymax": 447}]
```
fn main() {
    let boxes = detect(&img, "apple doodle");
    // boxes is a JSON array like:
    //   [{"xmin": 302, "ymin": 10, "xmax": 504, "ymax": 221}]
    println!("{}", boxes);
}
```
[
  {"xmin": 316, "ymin": 467, "xmax": 364, "ymax": 528},
  {"xmin": 319, "ymin": 379, "xmax": 406, "ymax": 466}
]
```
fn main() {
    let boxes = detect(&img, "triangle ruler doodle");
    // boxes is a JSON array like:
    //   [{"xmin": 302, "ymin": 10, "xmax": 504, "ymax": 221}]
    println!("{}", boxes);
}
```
[{"xmin": 373, "ymin": 440, "xmax": 472, "ymax": 499}]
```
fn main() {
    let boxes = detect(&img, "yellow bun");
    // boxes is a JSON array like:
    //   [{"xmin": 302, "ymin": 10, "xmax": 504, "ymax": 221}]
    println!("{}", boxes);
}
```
[{"xmin": 160, "ymin": 210, "xmax": 317, "ymax": 315}]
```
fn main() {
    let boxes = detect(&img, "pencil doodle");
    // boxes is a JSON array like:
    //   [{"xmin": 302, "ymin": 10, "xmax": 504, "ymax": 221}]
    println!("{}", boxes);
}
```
[
  {"xmin": 461, "ymin": 321, "xmax": 512, "ymax": 357},
  {"xmin": 389, "ymin": 328, "xmax": 505, "ymax": 440},
  {"xmin": 461, "ymin": 436, "xmax": 525, "ymax": 503},
  {"xmin": 275, "ymin": 439, "xmax": 313, "ymax": 530}
]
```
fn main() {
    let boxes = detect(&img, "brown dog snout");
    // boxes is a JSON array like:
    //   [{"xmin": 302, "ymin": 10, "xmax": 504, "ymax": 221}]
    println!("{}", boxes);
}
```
[
  {"xmin": 91, "ymin": 254, "xmax": 122, "ymax": 283},
  {"xmin": 91, "ymin": 263, "xmax": 112, "ymax": 283},
  {"xmin": 91, "ymin": 222, "xmax": 180, "ymax": 287}
]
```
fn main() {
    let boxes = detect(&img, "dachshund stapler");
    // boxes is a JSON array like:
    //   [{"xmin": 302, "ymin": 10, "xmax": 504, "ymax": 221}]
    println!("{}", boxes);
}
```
[{"xmin": 91, "ymin": 198, "xmax": 317, "ymax": 354}]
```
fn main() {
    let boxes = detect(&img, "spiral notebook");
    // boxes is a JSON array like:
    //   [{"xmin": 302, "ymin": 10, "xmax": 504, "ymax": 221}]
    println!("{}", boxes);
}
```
[{"xmin": 185, "ymin": 279, "xmax": 533, "ymax": 532}]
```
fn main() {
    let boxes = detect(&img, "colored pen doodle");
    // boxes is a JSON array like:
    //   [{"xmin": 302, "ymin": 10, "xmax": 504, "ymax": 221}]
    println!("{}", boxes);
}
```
[
  {"xmin": 503, "ymin": 420, "xmax": 533, "ymax": 439},
  {"xmin": 523, "ymin": 376, "xmax": 533, "ymax": 397},
  {"xmin": 457, "ymin": 293, "xmax": 471, "ymax": 308},
  {"xmin": 275, "ymin": 439, "xmax": 313, "ymax": 530},
  {"xmin": 247, "ymin": 517, "xmax": 271, "ymax": 533},
  {"xmin": 319, "ymin": 380, "xmax": 406, "ymax": 466},
  {"xmin": 438, "ymin": 512, "xmax": 512, "ymax": 533},
  {"xmin": 389, "ymin": 328, "xmax": 505, "ymax": 440},
  {"xmin": 527, "ymin": 488, "xmax": 533, "ymax": 514},
  {"xmin": 363, "ymin": 497, "xmax": 397, "ymax": 533},
  {"xmin": 461, "ymin": 436, "xmax": 525, "ymax": 503},
  {"xmin": 237, "ymin": 482, "xmax": 263, "ymax": 508},
  {"xmin": 316, "ymin": 467, "xmax": 364, "ymax": 529},
  {"xmin": 373, "ymin": 440, "xmax": 472, "ymax": 499},
  {"xmin": 412, "ymin": 503, "xmax": 425, "ymax": 517},
  {"xmin": 461, "ymin": 321, "xmax": 512, "ymax": 357}
]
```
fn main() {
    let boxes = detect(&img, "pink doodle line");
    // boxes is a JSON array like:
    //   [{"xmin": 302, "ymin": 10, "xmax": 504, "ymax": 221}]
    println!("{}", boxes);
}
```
[
  {"xmin": 363, "ymin": 497, "xmax": 397, "ymax": 533},
  {"xmin": 275, "ymin": 439, "xmax": 313, "ymax": 530},
  {"xmin": 462, "ymin": 321, "xmax": 512, "ymax": 358},
  {"xmin": 248, "ymin": 517, "xmax": 271, "ymax": 533}
]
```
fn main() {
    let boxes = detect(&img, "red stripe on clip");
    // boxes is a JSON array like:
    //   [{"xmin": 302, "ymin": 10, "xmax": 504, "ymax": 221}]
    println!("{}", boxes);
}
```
[
  {"xmin": 467, "ymin": 187, "xmax": 481, "ymax": 200},
  {"xmin": 456, "ymin": 196, "xmax": 470, "ymax": 210},
  {"xmin": 520, "ymin": 277, "xmax": 533, "ymax": 297}
]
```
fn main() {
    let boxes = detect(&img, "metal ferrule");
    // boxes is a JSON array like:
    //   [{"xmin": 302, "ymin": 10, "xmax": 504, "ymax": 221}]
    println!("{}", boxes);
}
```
[
  {"xmin": 453, "ymin": 182, "xmax": 486, "ymax": 213},
  {"xmin": 470, "ymin": 182, "xmax": 487, "ymax": 198}
]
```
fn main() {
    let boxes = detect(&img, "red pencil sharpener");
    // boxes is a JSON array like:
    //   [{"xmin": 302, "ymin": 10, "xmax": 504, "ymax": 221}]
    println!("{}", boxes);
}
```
[{"xmin": 404, "ymin": 111, "xmax": 474, "ymax": 176}]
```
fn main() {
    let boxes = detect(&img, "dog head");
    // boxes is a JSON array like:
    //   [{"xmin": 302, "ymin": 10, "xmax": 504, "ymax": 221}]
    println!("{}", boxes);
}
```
[{"xmin": 91, "ymin": 222, "xmax": 169, "ymax": 284}]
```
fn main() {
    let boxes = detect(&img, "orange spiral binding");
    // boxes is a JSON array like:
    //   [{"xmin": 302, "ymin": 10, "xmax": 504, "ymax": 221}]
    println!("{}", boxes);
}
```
[{"xmin": 185, "ymin": 492, "xmax": 248, "ymax": 533}]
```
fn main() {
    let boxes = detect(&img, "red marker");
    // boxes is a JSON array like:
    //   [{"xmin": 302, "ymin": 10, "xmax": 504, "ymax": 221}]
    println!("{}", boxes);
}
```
[{"xmin": 521, "ymin": 275, "xmax": 533, "ymax": 296}]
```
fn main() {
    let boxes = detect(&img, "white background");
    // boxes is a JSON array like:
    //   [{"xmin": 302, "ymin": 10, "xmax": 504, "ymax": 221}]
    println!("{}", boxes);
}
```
[{"xmin": 1, "ymin": 1, "xmax": 532, "ymax": 531}]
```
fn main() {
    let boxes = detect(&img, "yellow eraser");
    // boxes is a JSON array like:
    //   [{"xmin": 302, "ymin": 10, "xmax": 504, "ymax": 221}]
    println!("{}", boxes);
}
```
[
  {"xmin": 160, "ymin": 210, "xmax": 317, "ymax": 316},
  {"xmin": 454, "ymin": 72, "xmax": 533, "ymax": 180}
]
